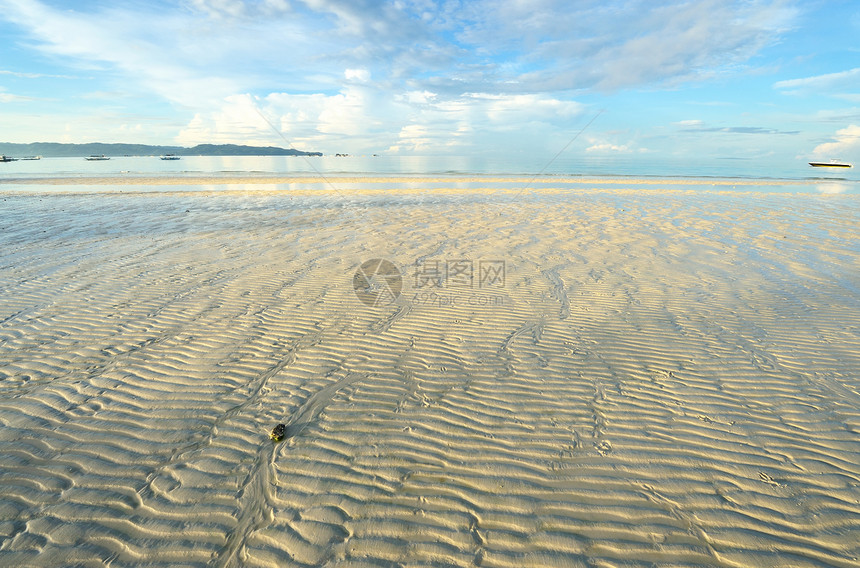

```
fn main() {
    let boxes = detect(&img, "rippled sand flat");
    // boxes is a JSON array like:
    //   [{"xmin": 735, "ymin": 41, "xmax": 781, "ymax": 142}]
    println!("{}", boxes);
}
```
[{"xmin": 1, "ymin": 184, "xmax": 859, "ymax": 567}]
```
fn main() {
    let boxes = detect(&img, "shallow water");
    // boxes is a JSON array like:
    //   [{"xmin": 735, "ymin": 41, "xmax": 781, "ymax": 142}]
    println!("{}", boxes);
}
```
[
  {"xmin": 1, "ymin": 175, "xmax": 857, "ymax": 195},
  {"xmin": 1, "ymin": 154, "xmax": 857, "ymax": 186}
]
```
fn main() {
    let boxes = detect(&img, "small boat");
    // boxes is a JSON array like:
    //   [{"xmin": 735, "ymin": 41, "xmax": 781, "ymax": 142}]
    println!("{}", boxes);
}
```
[
  {"xmin": 0, "ymin": 155, "xmax": 17, "ymax": 162},
  {"xmin": 85, "ymin": 155, "xmax": 110, "ymax": 161},
  {"xmin": 21, "ymin": 156, "xmax": 41, "ymax": 160},
  {"xmin": 159, "ymin": 154, "xmax": 180, "ymax": 160},
  {"xmin": 809, "ymin": 160, "xmax": 852, "ymax": 168}
]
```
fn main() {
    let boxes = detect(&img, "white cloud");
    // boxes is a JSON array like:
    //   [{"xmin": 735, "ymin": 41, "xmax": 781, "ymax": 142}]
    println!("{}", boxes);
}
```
[
  {"xmin": 0, "ymin": 0, "xmax": 802, "ymax": 151},
  {"xmin": 188, "ymin": 0, "xmax": 292, "ymax": 19},
  {"xmin": 189, "ymin": 0, "xmax": 247, "ymax": 19},
  {"xmin": 0, "ymin": 0, "xmax": 342, "ymax": 110},
  {"xmin": 0, "ymin": 0, "xmax": 244, "ymax": 108},
  {"xmin": 775, "ymin": 67, "xmax": 860, "ymax": 93},
  {"xmin": 448, "ymin": 0, "xmax": 799, "ymax": 92},
  {"xmin": 392, "ymin": 124, "xmax": 435, "ymax": 152},
  {"xmin": 177, "ymin": 94, "xmax": 273, "ymax": 147},
  {"xmin": 0, "ymin": 0, "xmax": 801, "ymax": 109},
  {"xmin": 811, "ymin": 124, "xmax": 860, "ymax": 158},
  {"xmin": 0, "ymin": 88, "xmax": 37, "ymax": 102},
  {"xmin": 0, "ymin": 109, "xmax": 181, "ymax": 144},
  {"xmin": 345, "ymin": 68, "xmax": 371, "ymax": 82},
  {"xmin": 478, "ymin": 93, "xmax": 583, "ymax": 124},
  {"xmin": 586, "ymin": 142, "xmax": 631, "ymax": 153},
  {"xmin": 590, "ymin": 0, "xmax": 797, "ymax": 90},
  {"xmin": 178, "ymin": 87, "xmax": 588, "ymax": 155},
  {"xmin": 386, "ymin": 92, "xmax": 585, "ymax": 153},
  {"xmin": 177, "ymin": 83, "xmax": 403, "ymax": 151},
  {"xmin": 400, "ymin": 90, "xmax": 437, "ymax": 105},
  {"xmin": 0, "ymin": 69, "xmax": 79, "ymax": 79}
]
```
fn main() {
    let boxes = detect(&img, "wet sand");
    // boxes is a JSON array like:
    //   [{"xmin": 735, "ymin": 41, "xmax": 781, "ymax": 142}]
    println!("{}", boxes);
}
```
[{"xmin": 1, "ymin": 182, "xmax": 859, "ymax": 566}]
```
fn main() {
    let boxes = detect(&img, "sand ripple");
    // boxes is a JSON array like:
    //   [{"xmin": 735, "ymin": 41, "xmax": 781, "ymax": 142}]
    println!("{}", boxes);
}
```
[{"xmin": 1, "ymin": 187, "xmax": 859, "ymax": 566}]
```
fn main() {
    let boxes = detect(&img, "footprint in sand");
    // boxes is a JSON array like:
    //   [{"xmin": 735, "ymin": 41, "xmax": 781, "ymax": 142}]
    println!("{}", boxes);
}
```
[
  {"xmin": 594, "ymin": 439, "xmax": 613, "ymax": 455},
  {"xmin": 758, "ymin": 471, "xmax": 783, "ymax": 487}
]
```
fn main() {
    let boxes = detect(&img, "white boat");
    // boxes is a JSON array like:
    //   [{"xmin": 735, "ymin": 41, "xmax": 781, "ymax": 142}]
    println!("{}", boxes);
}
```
[
  {"xmin": 21, "ymin": 156, "xmax": 41, "ymax": 160},
  {"xmin": 159, "ymin": 154, "xmax": 180, "ymax": 160},
  {"xmin": 0, "ymin": 155, "xmax": 16, "ymax": 162},
  {"xmin": 809, "ymin": 160, "xmax": 852, "ymax": 168},
  {"xmin": 85, "ymin": 155, "xmax": 110, "ymax": 161}
]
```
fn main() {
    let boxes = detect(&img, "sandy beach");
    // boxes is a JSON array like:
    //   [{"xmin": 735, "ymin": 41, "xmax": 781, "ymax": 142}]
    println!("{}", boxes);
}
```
[{"xmin": 1, "ymin": 180, "xmax": 859, "ymax": 567}]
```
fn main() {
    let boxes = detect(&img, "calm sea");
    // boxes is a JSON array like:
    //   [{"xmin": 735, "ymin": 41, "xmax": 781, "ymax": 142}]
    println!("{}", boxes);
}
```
[{"xmin": 0, "ymin": 154, "xmax": 857, "ymax": 193}]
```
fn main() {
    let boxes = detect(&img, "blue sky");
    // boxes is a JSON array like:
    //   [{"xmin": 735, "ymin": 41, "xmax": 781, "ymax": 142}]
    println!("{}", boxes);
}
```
[{"xmin": 1, "ymin": 0, "xmax": 859, "ymax": 167}]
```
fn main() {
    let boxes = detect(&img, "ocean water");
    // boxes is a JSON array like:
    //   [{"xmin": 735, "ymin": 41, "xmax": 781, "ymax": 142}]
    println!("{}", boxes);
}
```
[{"xmin": 0, "ymin": 154, "xmax": 857, "ymax": 193}]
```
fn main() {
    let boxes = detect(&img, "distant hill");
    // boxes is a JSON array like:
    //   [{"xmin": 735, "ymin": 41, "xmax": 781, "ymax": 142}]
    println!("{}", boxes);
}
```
[{"xmin": 0, "ymin": 142, "xmax": 322, "ymax": 158}]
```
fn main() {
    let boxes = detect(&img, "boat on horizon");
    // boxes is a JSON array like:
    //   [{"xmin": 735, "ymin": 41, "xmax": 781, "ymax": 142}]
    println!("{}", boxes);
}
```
[
  {"xmin": 21, "ymin": 156, "xmax": 41, "ymax": 160},
  {"xmin": 85, "ymin": 155, "xmax": 110, "ymax": 161},
  {"xmin": 809, "ymin": 160, "xmax": 852, "ymax": 168},
  {"xmin": 0, "ymin": 155, "xmax": 17, "ymax": 162},
  {"xmin": 159, "ymin": 154, "xmax": 180, "ymax": 160}
]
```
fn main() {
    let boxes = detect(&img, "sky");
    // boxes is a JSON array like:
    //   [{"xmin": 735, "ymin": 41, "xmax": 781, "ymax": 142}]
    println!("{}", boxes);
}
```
[{"xmin": 1, "ymin": 0, "xmax": 859, "ymax": 169}]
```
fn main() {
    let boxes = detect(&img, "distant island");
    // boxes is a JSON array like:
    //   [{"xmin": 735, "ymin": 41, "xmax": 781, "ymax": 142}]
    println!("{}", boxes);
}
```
[{"xmin": 0, "ymin": 142, "xmax": 322, "ymax": 158}]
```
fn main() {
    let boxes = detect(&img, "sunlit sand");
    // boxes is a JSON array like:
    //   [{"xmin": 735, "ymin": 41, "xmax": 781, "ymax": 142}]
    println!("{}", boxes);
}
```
[{"xmin": 1, "ymin": 179, "xmax": 858, "ymax": 566}]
